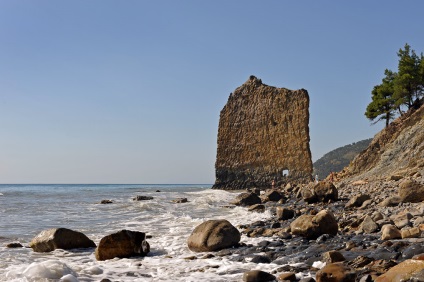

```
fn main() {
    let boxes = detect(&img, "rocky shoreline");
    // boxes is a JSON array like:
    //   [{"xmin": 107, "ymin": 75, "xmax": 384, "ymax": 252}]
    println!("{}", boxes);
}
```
[{"xmin": 220, "ymin": 175, "xmax": 424, "ymax": 281}]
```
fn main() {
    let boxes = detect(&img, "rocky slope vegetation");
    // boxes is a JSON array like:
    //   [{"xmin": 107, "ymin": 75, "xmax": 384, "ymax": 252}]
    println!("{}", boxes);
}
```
[{"xmin": 339, "ymin": 99, "xmax": 424, "ymax": 182}]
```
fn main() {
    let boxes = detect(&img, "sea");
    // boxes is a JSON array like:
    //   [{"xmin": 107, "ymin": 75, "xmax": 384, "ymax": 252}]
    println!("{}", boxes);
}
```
[{"xmin": 0, "ymin": 184, "xmax": 289, "ymax": 282}]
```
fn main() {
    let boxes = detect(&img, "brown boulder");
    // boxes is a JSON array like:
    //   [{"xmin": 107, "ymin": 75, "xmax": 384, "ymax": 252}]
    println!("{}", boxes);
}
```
[
  {"xmin": 316, "ymin": 263, "xmax": 356, "ymax": 282},
  {"xmin": 380, "ymin": 225, "xmax": 401, "ymax": 240},
  {"xmin": 242, "ymin": 270, "xmax": 276, "ymax": 282},
  {"xmin": 375, "ymin": 259, "xmax": 424, "ymax": 282},
  {"xmin": 314, "ymin": 181, "xmax": 338, "ymax": 202},
  {"xmin": 261, "ymin": 189, "xmax": 284, "ymax": 202},
  {"xmin": 187, "ymin": 219, "xmax": 240, "ymax": 252},
  {"xmin": 290, "ymin": 209, "xmax": 338, "ymax": 239},
  {"xmin": 276, "ymin": 207, "xmax": 295, "ymax": 220},
  {"xmin": 95, "ymin": 230, "xmax": 150, "ymax": 261},
  {"xmin": 399, "ymin": 179, "xmax": 424, "ymax": 203},
  {"xmin": 345, "ymin": 194, "xmax": 371, "ymax": 208},
  {"xmin": 29, "ymin": 228, "xmax": 96, "ymax": 252},
  {"xmin": 232, "ymin": 192, "xmax": 261, "ymax": 206}
]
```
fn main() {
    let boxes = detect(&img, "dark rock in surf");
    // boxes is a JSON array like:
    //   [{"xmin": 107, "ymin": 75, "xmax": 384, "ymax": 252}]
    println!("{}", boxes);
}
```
[
  {"xmin": 29, "ymin": 228, "xmax": 96, "ymax": 252},
  {"xmin": 232, "ymin": 192, "xmax": 261, "ymax": 206},
  {"xmin": 187, "ymin": 219, "xmax": 240, "ymax": 252},
  {"xmin": 95, "ymin": 229, "xmax": 150, "ymax": 261},
  {"xmin": 172, "ymin": 198, "xmax": 188, "ymax": 203},
  {"xmin": 133, "ymin": 195, "xmax": 154, "ymax": 201},
  {"xmin": 100, "ymin": 199, "xmax": 113, "ymax": 204},
  {"xmin": 242, "ymin": 270, "xmax": 276, "ymax": 282}
]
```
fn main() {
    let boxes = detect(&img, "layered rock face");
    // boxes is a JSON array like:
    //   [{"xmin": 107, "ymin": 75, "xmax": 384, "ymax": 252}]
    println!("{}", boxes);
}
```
[
  {"xmin": 213, "ymin": 76, "xmax": 312, "ymax": 190},
  {"xmin": 339, "ymin": 100, "xmax": 424, "ymax": 181}
]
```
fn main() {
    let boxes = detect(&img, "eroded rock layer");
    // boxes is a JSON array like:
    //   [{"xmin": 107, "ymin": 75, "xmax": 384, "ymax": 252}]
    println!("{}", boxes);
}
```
[{"xmin": 213, "ymin": 76, "xmax": 312, "ymax": 190}]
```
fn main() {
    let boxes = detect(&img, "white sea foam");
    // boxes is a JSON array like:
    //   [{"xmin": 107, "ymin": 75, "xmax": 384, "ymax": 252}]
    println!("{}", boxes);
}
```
[{"xmin": 0, "ymin": 185, "xmax": 284, "ymax": 281}]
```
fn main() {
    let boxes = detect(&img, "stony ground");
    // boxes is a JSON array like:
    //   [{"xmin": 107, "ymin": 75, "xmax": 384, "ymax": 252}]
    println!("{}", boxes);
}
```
[{"xmin": 218, "ymin": 175, "xmax": 424, "ymax": 281}]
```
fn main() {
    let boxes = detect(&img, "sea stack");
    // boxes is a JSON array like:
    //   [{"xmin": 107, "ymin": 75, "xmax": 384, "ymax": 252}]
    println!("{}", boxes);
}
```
[{"xmin": 213, "ymin": 75, "xmax": 312, "ymax": 190}]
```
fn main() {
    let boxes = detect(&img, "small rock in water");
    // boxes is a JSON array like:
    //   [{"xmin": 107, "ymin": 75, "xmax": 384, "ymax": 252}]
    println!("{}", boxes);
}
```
[
  {"xmin": 133, "ymin": 195, "xmax": 154, "ymax": 201},
  {"xmin": 100, "ymin": 199, "xmax": 113, "ymax": 204},
  {"xmin": 171, "ymin": 198, "xmax": 188, "ymax": 203},
  {"xmin": 6, "ymin": 242, "xmax": 23, "ymax": 248}
]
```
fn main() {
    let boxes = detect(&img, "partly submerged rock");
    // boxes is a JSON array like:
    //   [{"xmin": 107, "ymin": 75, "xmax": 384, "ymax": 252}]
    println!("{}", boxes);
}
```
[
  {"xmin": 187, "ymin": 219, "xmax": 240, "ymax": 252},
  {"xmin": 242, "ymin": 270, "xmax": 276, "ymax": 282},
  {"xmin": 232, "ymin": 192, "xmax": 261, "ymax": 206},
  {"xmin": 95, "ymin": 229, "xmax": 150, "ymax": 261},
  {"xmin": 29, "ymin": 228, "xmax": 96, "ymax": 252},
  {"xmin": 133, "ymin": 195, "xmax": 154, "ymax": 201}
]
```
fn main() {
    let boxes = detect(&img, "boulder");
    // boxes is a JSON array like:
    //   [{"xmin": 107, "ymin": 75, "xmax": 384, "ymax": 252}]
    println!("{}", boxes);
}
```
[
  {"xmin": 232, "ymin": 192, "xmax": 261, "ymax": 206},
  {"xmin": 172, "ymin": 198, "xmax": 188, "ymax": 203},
  {"xmin": 242, "ymin": 270, "xmax": 276, "ymax": 282},
  {"xmin": 100, "ymin": 200, "xmax": 113, "ymax": 204},
  {"xmin": 187, "ymin": 220, "xmax": 240, "ymax": 252},
  {"xmin": 316, "ymin": 263, "xmax": 356, "ymax": 282},
  {"xmin": 133, "ymin": 195, "xmax": 154, "ymax": 201},
  {"xmin": 346, "ymin": 194, "xmax": 371, "ymax": 208},
  {"xmin": 380, "ymin": 225, "xmax": 401, "ymax": 240},
  {"xmin": 261, "ymin": 189, "xmax": 284, "ymax": 202},
  {"xmin": 322, "ymin": 250, "xmax": 346, "ymax": 263},
  {"xmin": 379, "ymin": 196, "xmax": 401, "ymax": 207},
  {"xmin": 314, "ymin": 181, "xmax": 338, "ymax": 202},
  {"xmin": 392, "ymin": 212, "xmax": 413, "ymax": 229},
  {"xmin": 375, "ymin": 259, "xmax": 424, "ymax": 282},
  {"xmin": 95, "ymin": 230, "xmax": 150, "ymax": 261},
  {"xmin": 276, "ymin": 207, "xmax": 295, "ymax": 220},
  {"xmin": 360, "ymin": 215, "xmax": 379, "ymax": 234},
  {"xmin": 29, "ymin": 228, "xmax": 96, "ymax": 252},
  {"xmin": 301, "ymin": 182, "xmax": 338, "ymax": 203},
  {"xmin": 290, "ymin": 209, "xmax": 338, "ymax": 239},
  {"xmin": 248, "ymin": 204, "xmax": 266, "ymax": 213},
  {"xmin": 278, "ymin": 272, "xmax": 297, "ymax": 281},
  {"xmin": 401, "ymin": 227, "xmax": 421, "ymax": 239},
  {"xmin": 399, "ymin": 179, "xmax": 424, "ymax": 203}
]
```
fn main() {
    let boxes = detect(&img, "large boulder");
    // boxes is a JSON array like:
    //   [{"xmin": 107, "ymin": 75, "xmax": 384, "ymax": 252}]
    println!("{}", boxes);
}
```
[
  {"xmin": 375, "ymin": 259, "xmax": 424, "ymax": 282},
  {"xmin": 95, "ymin": 230, "xmax": 150, "ymax": 261},
  {"xmin": 399, "ymin": 179, "xmax": 424, "ymax": 203},
  {"xmin": 232, "ymin": 192, "xmax": 261, "ymax": 206},
  {"xmin": 290, "ymin": 210, "xmax": 338, "ymax": 239},
  {"xmin": 242, "ymin": 270, "xmax": 276, "ymax": 282},
  {"xmin": 261, "ymin": 189, "xmax": 284, "ymax": 202},
  {"xmin": 301, "ymin": 182, "xmax": 338, "ymax": 203},
  {"xmin": 29, "ymin": 228, "xmax": 96, "ymax": 252},
  {"xmin": 187, "ymin": 219, "xmax": 240, "ymax": 252}
]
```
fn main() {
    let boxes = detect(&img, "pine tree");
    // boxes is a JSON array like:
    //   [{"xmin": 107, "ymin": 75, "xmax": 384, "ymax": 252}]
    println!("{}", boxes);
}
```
[
  {"xmin": 393, "ymin": 44, "xmax": 424, "ymax": 110},
  {"xmin": 365, "ymin": 69, "xmax": 396, "ymax": 127}
]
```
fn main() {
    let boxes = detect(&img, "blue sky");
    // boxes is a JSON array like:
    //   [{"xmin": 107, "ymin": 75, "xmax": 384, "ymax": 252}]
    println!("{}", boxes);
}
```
[{"xmin": 1, "ymin": 1, "xmax": 423, "ymax": 184}]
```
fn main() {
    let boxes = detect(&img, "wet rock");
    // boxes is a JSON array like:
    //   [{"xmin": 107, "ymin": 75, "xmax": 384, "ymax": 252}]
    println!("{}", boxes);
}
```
[
  {"xmin": 402, "ymin": 245, "xmax": 424, "ymax": 259},
  {"xmin": 250, "ymin": 255, "xmax": 271, "ymax": 264},
  {"xmin": 29, "ymin": 228, "xmax": 96, "ymax": 252},
  {"xmin": 261, "ymin": 189, "xmax": 284, "ymax": 202},
  {"xmin": 95, "ymin": 229, "xmax": 150, "ymax": 261},
  {"xmin": 381, "ymin": 225, "xmax": 401, "ymax": 240},
  {"xmin": 347, "ymin": 256, "xmax": 374, "ymax": 268},
  {"xmin": 276, "ymin": 207, "xmax": 295, "ymax": 220},
  {"xmin": 360, "ymin": 215, "xmax": 379, "ymax": 234},
  {"xmin": 187, "ymin": 219, "xmax": 240, "ymax": 252},
  {"xmin": 133, "ymin": 195, "xmax": 154, "ymax": 201},
  {"xmin": 100, "ymin": 200, "xmax": 113, "ymax": 204},
  {"xmin": 375, "ymin": 259, "xmax": 424, "ymax": 282},
  {"xmin": 232, "ymin": 192, "xmax": 262, "ymax": 206},
  {"xmin": 171, "ymin": 198, "xmax": 188, "ymax": 203},
  {"xmin": 399, "ymin": 179, "xmax": 424, "ymax": 203},
  {"xmin": 346, "ymin": 194, "xmax": 371, "ymax": 208},
  {"xmin": 242, "ymin": 270, "xmax": 276, "ymax": 282},
  {"xmin": 299, "ymin": 278, "xmax": 316, "ymax": 282},
  {"xmin": 401, "ymin": 227, "xmax": 421, "ymax": 239},
  {"xmin": 316, "ymin": 263, "xmax": 356, "ymax": 282},
  {"xmin": 277, "ymin": 272, "xmax": 297, "ymax": 281},
  {"xmin": 248, "ymin": 204, "xmax": 266, "ymax": 213},
  {"xmin": 290, "ymin": 209, "xmax": 338, "ymax": 239},
  {"xmin": 322, "ymin": 250, "xmax": 346, "ymax": 263},
  {"xmin": 6, "ymin": 242, "xmax": 23, "ymax": 248}
]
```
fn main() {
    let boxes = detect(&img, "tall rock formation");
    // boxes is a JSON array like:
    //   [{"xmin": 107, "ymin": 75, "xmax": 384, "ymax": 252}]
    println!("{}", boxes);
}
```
[{"xmin": 213, "ymin": 76, "xmax": 312, "ymax": 190}]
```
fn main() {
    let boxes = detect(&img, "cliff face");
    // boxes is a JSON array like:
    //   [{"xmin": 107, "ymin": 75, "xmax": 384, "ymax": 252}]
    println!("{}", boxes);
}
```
[
  {"xmin": 339, "ymin": 100, "xmax": 424, "ymax": 181},
  {"xmin": 213, "ymin": 76, "xmax": 313, "ymax": 190}
]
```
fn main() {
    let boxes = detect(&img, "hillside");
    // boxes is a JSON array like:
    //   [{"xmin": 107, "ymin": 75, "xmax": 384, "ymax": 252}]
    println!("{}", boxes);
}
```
[
  {"xmin": 313, "ymin": 139, "xmax": 372, "ymax": 179},
  {"xmin": 339, "ymin": 99, "xmax": 424, "ymax": 181}
]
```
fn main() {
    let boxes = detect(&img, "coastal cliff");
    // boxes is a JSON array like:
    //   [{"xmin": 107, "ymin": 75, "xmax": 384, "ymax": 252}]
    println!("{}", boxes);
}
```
[
  {"xmin": 339, "ymin": 99, "xmax": 424, "ymax": 181},
  {"xmin": 213, "ymin": 76, "xmax": 312, "ymax": 190}
]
